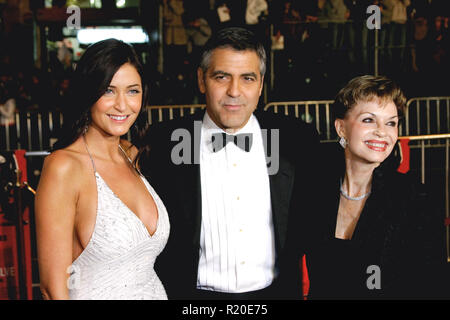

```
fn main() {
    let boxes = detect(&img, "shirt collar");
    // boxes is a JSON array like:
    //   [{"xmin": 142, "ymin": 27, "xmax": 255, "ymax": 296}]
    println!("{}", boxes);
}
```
[
  {"xmin": 201, "ymin": 111, "xmax": 258, "ymax": 152},
  {"xmin": 202, "ymin": 111, "xmax": 257, "ymax": 135}
]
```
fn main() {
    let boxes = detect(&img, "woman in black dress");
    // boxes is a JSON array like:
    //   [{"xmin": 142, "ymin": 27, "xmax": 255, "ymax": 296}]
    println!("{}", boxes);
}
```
[{"xmin": 283, "ymin": 75, "xmax": 447, "ymax": 299}]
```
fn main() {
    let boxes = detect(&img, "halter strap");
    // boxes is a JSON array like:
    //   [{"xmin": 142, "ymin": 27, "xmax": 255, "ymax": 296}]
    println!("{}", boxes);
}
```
[
  {"xmin": 119, "ymin": 143, "xmax": 142, "ymax": 176},
  {"xmin": 82, "ymin": 135, "xmax": 141, "ymax": 176},
  {"xmin": 118, "ymin": 144, "xmax": 132, "ymax": 164},
  {"xmin": 82, "ymin": 135, "xmax": 97, "ymax": 174}
]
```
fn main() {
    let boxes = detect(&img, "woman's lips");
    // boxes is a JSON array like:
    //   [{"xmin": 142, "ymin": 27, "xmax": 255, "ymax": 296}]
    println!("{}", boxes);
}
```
[
  {"xmin": 365, "ymin": 140, "xmax": 388, "ymax": 152},
  {"xmin": 107, "ymin": 114, "xmax": 130, "ymax": 123}
]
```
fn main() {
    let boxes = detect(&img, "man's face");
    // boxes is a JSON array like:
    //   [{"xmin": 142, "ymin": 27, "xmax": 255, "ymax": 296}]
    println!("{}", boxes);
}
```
[{"xmin": 198, "ymin": 48, "xmax": 264, "ymax": 133}]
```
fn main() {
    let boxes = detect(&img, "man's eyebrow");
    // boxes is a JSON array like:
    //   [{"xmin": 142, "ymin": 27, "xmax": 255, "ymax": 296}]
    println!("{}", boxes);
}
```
[
  {"xmin": 210, "ymin": 70, "xmax": 231, "ymax": 77},
  {"xmin": 241, "ymin": 72, "xmax": 258, "ymax": 79},
  {"xmin": 209, "ymin": 71, "xmax": 258, "ymax": 79}
]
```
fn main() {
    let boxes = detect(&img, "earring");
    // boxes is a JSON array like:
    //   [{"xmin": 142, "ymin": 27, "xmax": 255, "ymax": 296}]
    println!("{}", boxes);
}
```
[
  {"xmin": 339, "ymin": 136, "xmax": 347, "ymax": 149},
  {"xmin": 83, "ymin": 113, "xmax": 91, "ymax": 135}
]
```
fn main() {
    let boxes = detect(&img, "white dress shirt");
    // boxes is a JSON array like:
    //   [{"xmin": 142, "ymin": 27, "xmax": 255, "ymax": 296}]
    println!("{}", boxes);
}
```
[{"xmin": 197, "ymin": 112, "xmax": 275, "ymax": 293}]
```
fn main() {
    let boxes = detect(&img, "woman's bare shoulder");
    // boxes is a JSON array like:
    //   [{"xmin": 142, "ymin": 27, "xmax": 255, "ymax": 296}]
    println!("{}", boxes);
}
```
[
  {"xmin": 41, "ymin": 145, "xmax": 91, "ymax": 184},
  {"xmin": 43, "ymin": 149, "xmax": 79, "ymax": 171},
  {"xmin": 36, "ymin": 147, "xmax": 90, "ymax": 206}
]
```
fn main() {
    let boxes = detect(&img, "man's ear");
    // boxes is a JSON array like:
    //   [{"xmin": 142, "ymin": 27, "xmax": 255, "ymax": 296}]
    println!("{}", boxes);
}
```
[
  {"xmin": 334, "ymin": 119, "xmax": 346, "ymax": 138},
  {"xmin": 197, "ymin": 67, "xmax": 206, "ymax": 94}
]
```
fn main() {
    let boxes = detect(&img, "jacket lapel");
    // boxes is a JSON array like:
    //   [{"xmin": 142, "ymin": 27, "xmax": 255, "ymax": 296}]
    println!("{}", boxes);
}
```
[
  {"xmin": 183, "ymin": 112, "xmax": 203, "ymax": 273},
  {"xmin": 268, "ymin": 154, "xmax": 295, "ymax": 251},
  {"xmin": 258, "ymin": 115, "xmax": 296, "ymax": 251}
]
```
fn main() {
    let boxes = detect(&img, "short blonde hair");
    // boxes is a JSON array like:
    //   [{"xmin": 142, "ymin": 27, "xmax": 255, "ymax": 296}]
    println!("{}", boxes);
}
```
[{"xmin": 332, "ymin": 75, "xmax": 406, "ymax": 120}]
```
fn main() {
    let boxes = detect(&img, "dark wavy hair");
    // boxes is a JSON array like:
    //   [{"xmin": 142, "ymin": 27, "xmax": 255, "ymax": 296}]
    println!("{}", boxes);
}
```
[
  {"xmin": 332, "ymin": 75, "xmax": 406, "ymax": 120},
  {"xmin": 53, "ymin": 38, "xmax": 149, "ymax": 164},
  {"xmin": 199, "ymin": 27, "xmax": 266, "ymax": 77}
]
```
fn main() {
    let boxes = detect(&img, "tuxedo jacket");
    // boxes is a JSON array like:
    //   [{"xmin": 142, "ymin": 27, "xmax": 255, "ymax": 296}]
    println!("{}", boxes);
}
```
[{"xmin": 139, "ymin": 109, "xmax": 320, "ymax": 299}]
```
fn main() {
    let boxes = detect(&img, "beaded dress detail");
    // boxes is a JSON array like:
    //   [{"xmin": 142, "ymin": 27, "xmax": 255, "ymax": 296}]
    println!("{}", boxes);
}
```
[{"xmin": 68, "ymin": 141, "xmax": 170, "ymax": 300}]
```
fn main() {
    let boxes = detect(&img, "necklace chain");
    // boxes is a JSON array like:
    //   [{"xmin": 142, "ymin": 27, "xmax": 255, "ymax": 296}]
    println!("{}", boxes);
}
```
[{"xmin": 339, "ymin": 178, "xmax": 371, "ymax": 201}]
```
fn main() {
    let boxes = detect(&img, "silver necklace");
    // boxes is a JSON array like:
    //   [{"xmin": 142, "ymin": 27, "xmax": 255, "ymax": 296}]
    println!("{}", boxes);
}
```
[{"xmin": 340, "ymin": 178, "xmax": 371, "ymax": 201}]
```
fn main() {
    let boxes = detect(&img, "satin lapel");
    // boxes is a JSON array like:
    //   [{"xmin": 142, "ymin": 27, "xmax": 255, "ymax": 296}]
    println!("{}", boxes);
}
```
[
  {"xmin": 192, "ymin": 163, "xmax": 202, "ymax": 250},
  {"xmin": 178, "ymin": 157, "xmax": 201, "ymax": 280},
  {"xmin": 190, "ymin": 161, "xmax": 202, "ymax": 287},
  {"xmin": 189, "ymin": 114, "xmax": 203, "ymax": 267},
  {"xmin": 269, "ymin": 153, "xmax": 295, "ymax": 251},
  {"xmin": 262, "ymin": 124, "xmax": 296, "ymax": 251},
  {"xmin": 169, "ymin": 123, "xmax": 201, "ymax": 288},
  {"xmin": 178, "ymin": 154, "xmax": 201, "ymax": 248},
  {"xmin": 352, "ymin": 173, "xmax": 390, "ymax": 246},
  {"xmin": 171, "ymin": 112, "xmax": 203, "ymax": 253}
]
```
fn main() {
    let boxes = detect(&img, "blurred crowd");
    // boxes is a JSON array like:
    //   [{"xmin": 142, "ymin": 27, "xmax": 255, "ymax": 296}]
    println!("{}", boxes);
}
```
[
  {"xmin": 270, "ymin": 0, "xmax": 449, "ymax": 99},
  {"xmin": 0, "ymin": 0, "xmax": 448, "ymax": 122},
  {"xmin": 142, "ymin": 0, "xmax": 450, "ymax": 103}
]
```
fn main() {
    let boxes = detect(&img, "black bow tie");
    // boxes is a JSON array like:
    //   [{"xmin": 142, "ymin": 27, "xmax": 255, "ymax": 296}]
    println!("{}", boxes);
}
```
[{"xmin": 211, "ymin": 132, "xmax": 253, "ymax": 152}]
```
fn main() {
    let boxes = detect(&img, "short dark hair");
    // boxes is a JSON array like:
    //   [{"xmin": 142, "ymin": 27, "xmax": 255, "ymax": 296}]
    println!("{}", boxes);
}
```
[
  {"xmin": 199, "ymin": 27, "xmax": 266, "ymax": 77},
  {"xmin": 53, "ymin": 38, "xmax": 148, "ymax": 150},
  {"xmin": 332, "ymin": 75, "xmax": 406, "ymax": 120}
]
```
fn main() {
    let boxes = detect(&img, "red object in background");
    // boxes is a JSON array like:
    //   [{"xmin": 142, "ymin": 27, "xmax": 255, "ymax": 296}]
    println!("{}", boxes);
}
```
[
  {"xmin": 301, "ymin": 254, "xmax": 309, "ymax": 300},
  {"xmin": 0, "ymin": 223, "xmax": 21, "ymax": 299},
  {"xmin": 0, "ymin": 150, "xmax": 33, "ymax": 300},
  {"xmin": 397, "ymin": 139, "xmax": 411, "ymax": 174}
]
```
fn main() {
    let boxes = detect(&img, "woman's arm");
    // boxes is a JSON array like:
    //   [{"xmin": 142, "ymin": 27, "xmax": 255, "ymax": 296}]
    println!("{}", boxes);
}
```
[{"xmin": 34, "ymin": 151, "xmax": 80, "ymax": 300}]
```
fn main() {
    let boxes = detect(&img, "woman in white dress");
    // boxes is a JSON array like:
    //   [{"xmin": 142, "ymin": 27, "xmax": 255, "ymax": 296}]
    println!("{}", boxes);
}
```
[{"xmin": 35, "ymin": 39, "xmax": 170, "ymax": 300}]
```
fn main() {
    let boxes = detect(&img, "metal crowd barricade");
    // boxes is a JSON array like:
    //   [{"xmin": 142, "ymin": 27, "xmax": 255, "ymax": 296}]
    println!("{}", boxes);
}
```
[
  {"xmin": 2, "ymin": 105, "xmax": 209, "ymax": 151},
  {"xmin": 403, "ymin": 97, "xmax": 450, "ymax": 138},
  {"xmin": 264, "ymin": 100, "xmax": 336, "ymax": 142},
  {"xmin": 399, "ymin": 134, "xmax": 450, "ymax": 262},
  {"xmin": 264, "ymin": 97, "xmax": 450, "ymax": 142},
  {"xmin": 3, "ymin": 98, "xmax": 450, "ymax": 152},
  {"xmin": 1, "ymin": 110, "xmax": 64, "ymax": 152},
  {"xmin": 146, "ymin": 104, "xmax": 206, "ymax": 125}
]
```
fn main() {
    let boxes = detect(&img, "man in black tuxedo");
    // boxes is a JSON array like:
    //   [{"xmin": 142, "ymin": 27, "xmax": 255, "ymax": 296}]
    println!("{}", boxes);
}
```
[{"xmin": 140, "ymin": 27, "xmax": 319, "ymax": 299}]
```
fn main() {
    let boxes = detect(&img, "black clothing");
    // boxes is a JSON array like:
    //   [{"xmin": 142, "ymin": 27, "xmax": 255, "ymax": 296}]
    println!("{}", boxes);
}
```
[
  {"xmin": 282, "ymin": 143, "xmax": 448, "ymax": 299},
  {"xmin": 139, "ymin": 109, "xmax": 320, "ymax": 299}
]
